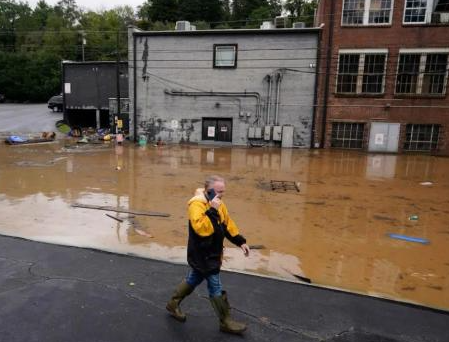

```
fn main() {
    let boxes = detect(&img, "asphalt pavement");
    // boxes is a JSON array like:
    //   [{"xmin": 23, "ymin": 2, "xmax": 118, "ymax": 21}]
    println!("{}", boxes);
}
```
[
  {"xmin": 0, "ymin": 234, "xmax": 448, "ymax": 342},
  {"xmin": 0, "ymin": 103, "xmax": 62, "ymax": 133}
]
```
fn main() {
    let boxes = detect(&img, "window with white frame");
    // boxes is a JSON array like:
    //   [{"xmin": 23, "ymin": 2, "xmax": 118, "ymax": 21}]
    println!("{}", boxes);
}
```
[
  {"xmin": 337, "ymin": 51, "xmax": 387, "ymax": 94},
  {"xmin": 403, "ymin": 0, "xmax": 430, "ymax": 23},
  {"xmin": 342, "ymin": 0, "xmax": 393, "ymax": 25},
  {"xmin": 213, "ymin": 44, "xmax": 237, "ymax": 68},
  {"xmin": 396, "ymin": 50, "xmax": 449, "ymax": 95},
  {"xmin": 404, "ymin": 124, "xmax": 440, "ymax": 151}
]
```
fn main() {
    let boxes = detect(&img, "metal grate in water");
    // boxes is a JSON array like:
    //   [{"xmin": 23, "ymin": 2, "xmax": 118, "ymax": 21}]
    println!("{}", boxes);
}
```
[{"xmin": 270, "ymin": 180, "xmax": 300, "ymax": 193}]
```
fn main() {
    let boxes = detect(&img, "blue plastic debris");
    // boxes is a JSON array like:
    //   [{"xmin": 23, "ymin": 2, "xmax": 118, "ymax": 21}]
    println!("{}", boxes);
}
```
[{"xmin": 388, "ymin": 233, "xmax": 429, "ymax": 244}]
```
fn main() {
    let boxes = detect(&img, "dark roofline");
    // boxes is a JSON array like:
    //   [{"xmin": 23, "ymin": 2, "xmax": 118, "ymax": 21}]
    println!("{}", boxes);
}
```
[
  {"xmin": 62, "ymin": 61, "xmax": 128, "ymax": 65},
  {"xmin": 133, "ymin": 28, "xmax": 321, "ymax": 37}
]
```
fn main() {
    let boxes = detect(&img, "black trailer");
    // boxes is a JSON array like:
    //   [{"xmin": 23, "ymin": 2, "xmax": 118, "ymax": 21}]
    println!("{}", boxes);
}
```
[{"xmin": 62, "ymin": 61, "xmax": 129, "ymax": 131}]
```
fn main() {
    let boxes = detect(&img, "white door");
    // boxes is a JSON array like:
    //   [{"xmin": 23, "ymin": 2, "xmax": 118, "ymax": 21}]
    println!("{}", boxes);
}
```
[{"xmin": 368, "ymin": 122, "xmax": 400, "ymax": 153}]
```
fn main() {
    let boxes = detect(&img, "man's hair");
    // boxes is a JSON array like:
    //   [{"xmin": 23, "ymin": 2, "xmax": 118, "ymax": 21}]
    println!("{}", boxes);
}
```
[{"xmin": 205, "ymin": 175, "xmax": 224, "ymax": 189}]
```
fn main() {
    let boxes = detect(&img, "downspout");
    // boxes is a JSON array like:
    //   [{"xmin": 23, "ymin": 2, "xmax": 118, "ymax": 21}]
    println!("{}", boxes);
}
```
[
  {"xmin": 133, "ymin": 33, "xmax": 137, "ymax": 142},
  {"xmin": 311, "ymin": 29, "xmax": 322, "ymax": 149},
  {"xmin": 274, "ymin": 72, "xmax": 283, "ymax": 126},
  {"xmin": 320, "ymin": 0, "xmax": 336, "ymax": 148},
  {"xmin": 266, "ymin": 75, "xmax": 272, "ymax": 125}
]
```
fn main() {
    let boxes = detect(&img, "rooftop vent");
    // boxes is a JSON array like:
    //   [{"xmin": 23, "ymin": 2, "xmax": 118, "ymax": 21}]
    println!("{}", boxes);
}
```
[
  {"xmin": 275, "ymin": 16, "xmax": 288, "ymax": 28},
  {"xmin": 293, "ymin": 22, "xmax": 306, "ymax": 28},
  {"xmin": 260, "ymin": 21, "xmax": 275, "ymax": 29}
]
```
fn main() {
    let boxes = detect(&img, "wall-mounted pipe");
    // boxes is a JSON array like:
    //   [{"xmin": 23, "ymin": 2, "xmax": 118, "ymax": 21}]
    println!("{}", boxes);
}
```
[
  {"xmin": 266, "ymin": 75, "xmax": 273, "ymax": 125},
  {"xmin": 164, "ymin": 89, "xmax": 261, "ymax": 120},
  {"xmin": 274, "ymin": 72, "xmax": 283, "ymax": 126}
]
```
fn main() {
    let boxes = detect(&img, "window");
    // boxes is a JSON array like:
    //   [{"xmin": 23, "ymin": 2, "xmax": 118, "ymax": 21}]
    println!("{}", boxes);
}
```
[
  {"xmin": 403, "ymin": 0, "xmax": 429, "ymax": 23},
  {"xmin": 342, "ymin": 0, "xmax": 393, "ymax": 25},
  {"xmin": 396, "ymin": 51, "xmax": 449, "ymax": 95},
  {"xmin": 337, "ymin": 50, "xmax": 387, "ymax": 94},
  {"xmin": 331, "ymin": 122, "xmax": 365, "ymax": 149},
  {"xmin": 213, "ymin": 44, "xmax": 237, "ymax": 68},
  {"xmin": 404, "ymin": 124, "xmax": 440, "ymax": 151}
]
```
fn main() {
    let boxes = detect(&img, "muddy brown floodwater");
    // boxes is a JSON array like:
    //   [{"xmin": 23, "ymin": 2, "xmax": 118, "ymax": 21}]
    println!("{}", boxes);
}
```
[{"xmin": 0, "ymin": 140, "xmax": 448, "ymax": 310}]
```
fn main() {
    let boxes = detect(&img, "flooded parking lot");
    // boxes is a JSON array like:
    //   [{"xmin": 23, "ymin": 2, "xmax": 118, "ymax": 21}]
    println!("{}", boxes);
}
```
[{"xmin": 0, "ymin": 140, "xmax": 448, "ymax": 311}]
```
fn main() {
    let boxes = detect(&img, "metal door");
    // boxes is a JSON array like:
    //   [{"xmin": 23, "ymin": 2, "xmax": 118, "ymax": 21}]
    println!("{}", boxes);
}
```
[
  {"xmin": 216, "ymin": 119, "xmax": 232, "ymax": 142},
  {"xmin": 202, "ymin": 118, "xmax": 232, "ymax": 142},
  {"xmin": 368, "ymin": 122, "xmax": 400, "ymax": 153}
]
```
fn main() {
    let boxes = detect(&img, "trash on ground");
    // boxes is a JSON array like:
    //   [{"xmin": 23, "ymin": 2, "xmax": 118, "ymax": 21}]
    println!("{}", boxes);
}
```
[
  {"xmin": 5, "ymin": 132, "xmax": 56, "ymax": 145},
  {"xmin": 129, "ymin": 282, "xmax": 135, "ymax": 286},
  {"xmin": 291, "ymin": 274, "xmax": 312, "ymax": 283},
  {"xmin": 72, "ymin": 203, "xmax": 170, "ymax": 217},
  {"xmin": 388, "ymin": 233, "xmax": 429, "ymax": 244},
  {"xmin": 409, "ymin": 215, "xmax": 419, "ymax": 221},
  {"xmin": 249, "ymin": 244, "xmax": 266, "ymax": 250},
  {"xmin": 420, "ymin": 182, "xmax": 433, "ymax": 186},
  {"xmin": 105, "ymin": 214, "xmax": 123, "ymax": 223}
]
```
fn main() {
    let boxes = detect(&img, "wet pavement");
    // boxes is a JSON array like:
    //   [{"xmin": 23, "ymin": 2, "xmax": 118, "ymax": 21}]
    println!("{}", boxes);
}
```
[
  {"xmin": 1, "ymin": 234, "xmax": 448, "ymax": 342},
  {"xmin": 0, "ymin": 103, "xmax": 62, "ymax": 133},
  {"xmin": 0, "ymin": 140, "xmax": 448, "ymax": 311}
]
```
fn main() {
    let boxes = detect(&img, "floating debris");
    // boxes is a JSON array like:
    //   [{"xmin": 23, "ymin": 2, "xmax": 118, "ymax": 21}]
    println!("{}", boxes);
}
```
[
  {"xmin": 420, "ymin": 182, "xmax": 433, "ymax": 186},
  {"xmin": 270, "ymin": 180, "xmax": 300, "ymax": 193},
  {"xmin": 105, "ymin": 214, "xmax": 123, "ymax": 223},
  {"xmin": 388, "ymin": 234, "xmax": 429, "ymax": 244},
  {"xmin": 72, "ymin": 203, "xmax": 170, "ymax": 217}
]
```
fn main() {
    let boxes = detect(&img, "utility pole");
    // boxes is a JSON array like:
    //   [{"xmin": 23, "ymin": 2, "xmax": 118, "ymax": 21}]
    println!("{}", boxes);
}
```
[
  {"xmin": 116, "ymin": 30, "xmax": 121, "ymax": 135},
  {"xmin": 80, "ymin": 31, "xmax": 86, "ymax": 62}
]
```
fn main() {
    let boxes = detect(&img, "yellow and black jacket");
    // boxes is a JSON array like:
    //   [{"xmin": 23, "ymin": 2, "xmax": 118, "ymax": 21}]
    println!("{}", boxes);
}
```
[{"xmin": 187, "ymin": 188, "xmax": 246, "ymax": 275}]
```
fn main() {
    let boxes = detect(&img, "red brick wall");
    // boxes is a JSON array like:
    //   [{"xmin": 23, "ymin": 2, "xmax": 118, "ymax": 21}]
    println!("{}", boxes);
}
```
[{"xmin": 315, "ymin": 0, "xmax": 449, "ymax": 155}]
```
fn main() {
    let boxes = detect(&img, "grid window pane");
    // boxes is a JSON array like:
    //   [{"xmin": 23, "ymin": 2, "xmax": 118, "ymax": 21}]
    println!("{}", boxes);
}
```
[
  {"xmin": 342, "ymin": 0, "xmax": 365, "ymax": 24},
  {"xmin": 331, "ymin": 122, "xmax": 365, "ymax": 149},
  {"xmin": 214, "ymin": 46, "xmax": 236, "ymax": 67},
  {"xmin": 422, "ymin": 54, "xmax": 448, "ymax": 94},
  {"xmin": 337, "ymin": 54, "xmax": 360, "ymax": 93},
  {"xmin": 396, "ymin": 54, "xmax": 420, "ymax": 93},
  {"xmin": 362, "ymin": 54, "xmax": 386, "ymax": 93},
  {"xmin": 404, "ymin": 0, "xmax": 428, "ymax": 23},
  {"xmin": 404, "ymin": 124, "xmax": 440, "ymax": 151},
  {"xmin": 369, "ymin": 0, "xmax": 392, "ymax": 23}
]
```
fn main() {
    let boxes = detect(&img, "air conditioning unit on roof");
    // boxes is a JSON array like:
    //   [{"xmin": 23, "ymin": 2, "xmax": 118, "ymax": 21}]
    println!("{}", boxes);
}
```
[
  {"xmin": 275, "ymin": 16, "xmax": 288, "ymax": 28},
  {"xmin": 176, "ymin": 21, "xmax": 191, "ymax": 31},
  {"xmin": 293, "ymin": 22, "xmax": 306, "ymax": 28}
]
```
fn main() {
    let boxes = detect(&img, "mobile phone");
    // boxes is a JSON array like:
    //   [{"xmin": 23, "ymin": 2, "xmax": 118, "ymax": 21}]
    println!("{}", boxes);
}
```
[{"xmin": 206, "ymin": 188, "xmax": 217, "ymax": 201}]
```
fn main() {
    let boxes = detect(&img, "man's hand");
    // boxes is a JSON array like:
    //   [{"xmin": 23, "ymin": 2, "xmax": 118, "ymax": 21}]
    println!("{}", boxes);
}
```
[
  {"xmin": 209, "ymin": 195, "xmax": 222, "ymax": 210},
  {"xmin": 240, "ymin": 244, "xmax": 250, "ymax": 257}
]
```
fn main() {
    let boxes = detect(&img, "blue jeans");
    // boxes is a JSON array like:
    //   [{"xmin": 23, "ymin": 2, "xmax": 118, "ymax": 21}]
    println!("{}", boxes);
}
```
[{"xmin": 185, "ymin": 268, "xmax": 222, "ymax": 298}]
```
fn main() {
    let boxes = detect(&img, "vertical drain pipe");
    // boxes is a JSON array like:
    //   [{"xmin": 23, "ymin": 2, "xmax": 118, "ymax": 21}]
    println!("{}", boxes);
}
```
[
  {"xmin": 275, "ymin": 72, "xmax": 283, "ymax": 125},
  {"xmin": 266, "ymin": 75, "xmax": 272, "ymax": 125},
  {"xmin": 320, "ymin": 0, "xmax": 336, "ymax": 148}
]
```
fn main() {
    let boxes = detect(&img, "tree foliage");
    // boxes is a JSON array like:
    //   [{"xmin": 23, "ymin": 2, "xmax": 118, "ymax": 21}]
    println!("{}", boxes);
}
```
[{"xmin": 0, "ymin": 0, "xmax": 318, "ymax": 102}]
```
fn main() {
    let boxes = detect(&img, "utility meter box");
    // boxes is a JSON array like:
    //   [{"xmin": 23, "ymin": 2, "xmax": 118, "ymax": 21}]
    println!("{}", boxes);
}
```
[
  {"xmin": 273, "ymin": 126, "xmax": 282, "ymax": 141},
  {"xmin": 255, "ymin": 127, "xmax": 262, "ymax": 139},
  {"xmin": 264, "ymin": 126, "xmax": 271, "ymax": 141},
  {"xmin": 248, "ymin": 127, "xmax": 255, "ymax": 139},
  {"xmin": 281, "ymin": 126, "xmax": 294, "ymax": 148}
]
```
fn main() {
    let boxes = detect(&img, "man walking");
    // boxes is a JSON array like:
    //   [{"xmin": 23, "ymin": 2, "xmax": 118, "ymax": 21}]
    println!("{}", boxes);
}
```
[{"xmin": 166, "ymin": 175, "xmax": 250, "ymax": 334}]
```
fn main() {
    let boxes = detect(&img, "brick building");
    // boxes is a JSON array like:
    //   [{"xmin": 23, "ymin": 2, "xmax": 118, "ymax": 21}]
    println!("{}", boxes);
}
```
[{"xmin": 315, "ymin": 0, "xmax": 449, "ymax": 155}]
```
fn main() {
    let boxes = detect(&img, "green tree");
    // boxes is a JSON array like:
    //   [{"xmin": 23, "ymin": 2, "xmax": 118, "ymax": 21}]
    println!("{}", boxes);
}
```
[
  {"xmin": 138, "ymin": 0, "xmax": 178, "ymax": 23},
  {"xmin": 178, "ymin": 0, "xmax": 223, "ymax": 23}
]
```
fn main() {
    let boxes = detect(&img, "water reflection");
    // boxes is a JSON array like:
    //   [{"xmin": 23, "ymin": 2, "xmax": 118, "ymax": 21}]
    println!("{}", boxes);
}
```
[{"xmin": 0, "ymin": 142, "xmax": 448, "ymax": 310}]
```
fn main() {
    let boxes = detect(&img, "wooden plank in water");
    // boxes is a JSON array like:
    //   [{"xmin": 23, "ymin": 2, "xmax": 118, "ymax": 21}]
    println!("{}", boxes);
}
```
[{"xmin": 72, "ymin": 203, "xmax": 170, "ymax": 217}]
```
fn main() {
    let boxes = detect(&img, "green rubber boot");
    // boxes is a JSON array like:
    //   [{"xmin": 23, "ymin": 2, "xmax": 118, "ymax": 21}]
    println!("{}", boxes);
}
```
[
  {"xmin": 166, "ymin": 280, "xmax": 194, "ymax": 322},
  {"xmin": 210, "ymin": 291, "xmax": 247, "ymax": 334}
]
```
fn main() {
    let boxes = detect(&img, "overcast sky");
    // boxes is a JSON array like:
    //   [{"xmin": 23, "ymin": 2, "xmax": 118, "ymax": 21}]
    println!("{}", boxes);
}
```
[{"xmin": 25, "ymin": 0, "xmax": 144, "ymax": 12}]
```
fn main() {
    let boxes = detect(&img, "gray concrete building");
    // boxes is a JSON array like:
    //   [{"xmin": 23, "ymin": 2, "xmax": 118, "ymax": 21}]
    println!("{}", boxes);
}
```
[{"xmin": 128, "ymin": 26, "xmax": 320, "ymax": 147}]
